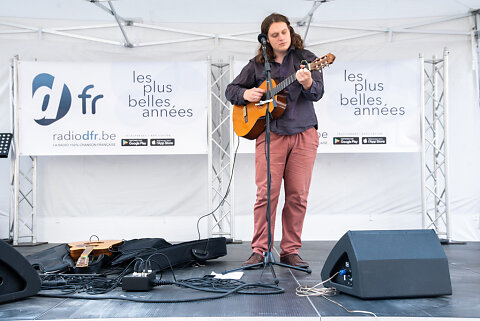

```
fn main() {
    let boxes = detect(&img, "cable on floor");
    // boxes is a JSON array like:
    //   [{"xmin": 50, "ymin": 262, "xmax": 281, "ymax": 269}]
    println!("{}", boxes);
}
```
[
  {"xmin": 38, "ymin": 274, "xmax": 284, "ymax": 303},
  {"xmin": 296, "ymin": 271, "xmax": 377, "ymax": 318}
]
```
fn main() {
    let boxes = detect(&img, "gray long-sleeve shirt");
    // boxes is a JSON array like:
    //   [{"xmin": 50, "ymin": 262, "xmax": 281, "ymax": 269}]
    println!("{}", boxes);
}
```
[{"xmin": 225, "ymin": 47, "xmax": 324, "ymax": 135}]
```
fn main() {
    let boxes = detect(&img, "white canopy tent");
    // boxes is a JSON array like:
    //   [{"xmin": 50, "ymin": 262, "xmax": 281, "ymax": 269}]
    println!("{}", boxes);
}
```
[{"xmin": 0, "ymin": 0, "xmax": 479, "ymax": 244}]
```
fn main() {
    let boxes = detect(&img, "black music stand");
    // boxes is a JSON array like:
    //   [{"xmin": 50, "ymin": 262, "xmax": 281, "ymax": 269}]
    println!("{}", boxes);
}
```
[
  {"xmin": 0, "ymin": 133, "xmax": 13, "ymax": 158},
  {"xmin": 225, "ymin": 36, "xmax": 311, "ymax": 284}
]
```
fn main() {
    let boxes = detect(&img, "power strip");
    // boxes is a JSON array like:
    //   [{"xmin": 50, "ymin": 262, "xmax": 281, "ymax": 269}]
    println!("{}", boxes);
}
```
[{"xmin": 122, "ymin": 272, "xmax": 156, "ymax": 291}]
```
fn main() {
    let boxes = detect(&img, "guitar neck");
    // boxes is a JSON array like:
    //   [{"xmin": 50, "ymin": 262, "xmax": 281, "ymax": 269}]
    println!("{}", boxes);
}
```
[
  {"xmin": 269, "ymin": 53, "xmax": 335, "ymax": 96},
  {"xmin": 271, "ymin": 73, "xmax": 297, "ymax": 96}
]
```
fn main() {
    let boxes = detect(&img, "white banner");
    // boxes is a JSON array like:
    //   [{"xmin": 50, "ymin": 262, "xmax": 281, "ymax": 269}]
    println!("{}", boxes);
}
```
[
  {"xmin": 17, "ymin": 61, "xmax": 208, "ymax": 155},
  {"xmin": 234, "ymin": 59, "xmax": 421, "ymax": 153}
]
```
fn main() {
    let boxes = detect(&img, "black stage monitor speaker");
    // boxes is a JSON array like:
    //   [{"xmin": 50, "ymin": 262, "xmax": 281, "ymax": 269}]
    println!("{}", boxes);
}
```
[
  {"xmin": 321, "ymin": 229, "xmax": 452, "ymax": 299},
  {"xmin": 0, "ymin": 239, "xmax": 41, "ymax": 304}
]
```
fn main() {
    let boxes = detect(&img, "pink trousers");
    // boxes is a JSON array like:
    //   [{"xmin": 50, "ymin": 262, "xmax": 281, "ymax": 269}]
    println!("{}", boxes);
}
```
[{"xmin": 251, "ymin": 127, "xmax": 319, "ymax": 257}]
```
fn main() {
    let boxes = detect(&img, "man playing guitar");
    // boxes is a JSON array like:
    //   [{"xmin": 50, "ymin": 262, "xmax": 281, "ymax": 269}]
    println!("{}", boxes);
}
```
[{"xmin": 225, "ymin": 13, "xmax": 325, "ymax": 269}]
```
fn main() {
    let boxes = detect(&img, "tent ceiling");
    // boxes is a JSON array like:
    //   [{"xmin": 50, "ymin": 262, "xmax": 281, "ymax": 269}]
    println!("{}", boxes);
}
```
[
  {"xmin": 0, "ymin": 0, "xmax": 479, "ymax": 24},
  {"xmin": 0, "ymin": 1, "xmax": 477, "ymax": 49}
]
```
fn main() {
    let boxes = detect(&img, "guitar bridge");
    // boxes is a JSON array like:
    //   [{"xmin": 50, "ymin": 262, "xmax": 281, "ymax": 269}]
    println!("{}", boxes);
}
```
[
  {"xmin": 255, "ymin": 99, "xmax": 272, "ymax": 106},
  {"xmin": 243, "ymin": 106, "xmax": 248, "ymax": 123}
]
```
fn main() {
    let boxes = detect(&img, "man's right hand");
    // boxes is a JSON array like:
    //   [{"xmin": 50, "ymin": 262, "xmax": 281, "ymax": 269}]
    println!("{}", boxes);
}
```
[{"xmin": 243, "ymin": 88, "xmax": 266, "ymax": 103}]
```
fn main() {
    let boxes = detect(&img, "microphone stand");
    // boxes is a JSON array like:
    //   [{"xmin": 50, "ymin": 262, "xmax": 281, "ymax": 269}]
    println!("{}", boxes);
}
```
[{"xmin": 225, "ymin": 37, "xmax": 311, "ymax": 283}]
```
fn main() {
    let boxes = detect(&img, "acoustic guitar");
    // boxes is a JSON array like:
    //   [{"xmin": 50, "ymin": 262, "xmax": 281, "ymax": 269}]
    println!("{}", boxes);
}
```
[
  {"xmin": 232, "ymin": 53, "xmax": 335, "ymax": 140},
  {"xmin": 69, "ymin": 239, "xmax": 122, "ymax": 268}
]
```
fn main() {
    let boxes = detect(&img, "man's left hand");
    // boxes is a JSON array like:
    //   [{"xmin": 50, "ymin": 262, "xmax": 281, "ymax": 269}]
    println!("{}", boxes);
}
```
[{"xmin": 296, "ymin": 66, "xmax": 313, "ymax": 90}]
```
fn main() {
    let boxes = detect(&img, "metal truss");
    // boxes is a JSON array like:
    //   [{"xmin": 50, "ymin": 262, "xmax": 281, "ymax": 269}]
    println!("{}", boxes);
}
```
[
  {"xmin": 420, "ymin": 49, "xmax": 450, "ymax": 241},
  {"xmin": 10, "ymin": 56, "xmax": 38, "ymax": 245},
  {"xmin": 10, "ymin": 156, "xmax": 37, "ymax": 245},
  {"xmin": 207, "ymin": 58, "xmax": 236, "ymax": 241}
]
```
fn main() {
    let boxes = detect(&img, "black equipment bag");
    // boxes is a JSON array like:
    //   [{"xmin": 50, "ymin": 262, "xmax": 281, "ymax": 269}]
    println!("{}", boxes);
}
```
[
  {"xmin": 111, "ymin": 237, "xmax": 227, "ymax": 271},
  {"xmin": 26, "ymin": 244, "xmax": 75, "ymax": 273},
  {"xmin": 110, "ymin": 238, "xmax": 172, "ymax": 266}
]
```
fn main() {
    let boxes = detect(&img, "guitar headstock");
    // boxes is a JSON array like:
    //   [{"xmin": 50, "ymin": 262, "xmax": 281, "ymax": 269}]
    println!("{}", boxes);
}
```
[
  {"xmin": 76, "ymin": 255, "xmax": 90, "ymax": 268},
  {"xmin": 308, "ymin": 53, "xmax": 336, "ymax": 71}
]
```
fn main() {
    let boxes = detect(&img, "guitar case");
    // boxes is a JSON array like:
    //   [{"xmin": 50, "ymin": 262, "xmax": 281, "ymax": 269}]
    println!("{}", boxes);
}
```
[{"xmin": 111, "ymin": 237, "xmax": 227, "ymax": 271}]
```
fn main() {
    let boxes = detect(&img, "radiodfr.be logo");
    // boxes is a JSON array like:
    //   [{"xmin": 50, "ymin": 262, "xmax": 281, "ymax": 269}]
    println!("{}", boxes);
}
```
[
  {"xmin": 32, "ymin": 73, "xmax": 116, "ymax": 145},
  {"xmin": 32, "ymin": 73, "xmax": 103, "ymax": 125}
]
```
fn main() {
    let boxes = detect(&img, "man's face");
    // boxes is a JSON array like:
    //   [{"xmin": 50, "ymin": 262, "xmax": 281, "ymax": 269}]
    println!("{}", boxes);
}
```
[{"xmin": 267, "ymin": 22, "xmax": 291, "ymax": 56}]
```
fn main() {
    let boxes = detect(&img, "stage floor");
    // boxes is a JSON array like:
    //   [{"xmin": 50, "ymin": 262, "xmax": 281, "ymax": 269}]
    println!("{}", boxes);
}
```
[{"xmin": 1, "ymin": 240, "xmax": 479, "ymax": 321}]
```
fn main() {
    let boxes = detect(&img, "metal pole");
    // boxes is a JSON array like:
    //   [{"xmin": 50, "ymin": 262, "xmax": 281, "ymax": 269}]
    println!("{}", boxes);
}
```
[
  {"xmin": 8, "ymin": 57, "xmax": 15, "ymax": 241},
  {"xmin": 303, "ymin": 13, "xmax": 315, "ymax": 44},
  {"xmin": 420, "ymin": 53, "xmax": 427, "ymax": 229},
  {"xmin": 32, "ymin": 156, "xmax": 37, "ymax": 243},
  {"xmin": 217, "ymin": 62, "xmax": 223, "ymax": 236},
  {"xmin": 207, "ymin": 57, "xmax": 213, "ymax": 238},
  {"xmin": 432, "ymin": 55, "xmax": 439, "ymax": 230},
  {"xmin": 471, "ymin": 29, "xmax": 479, "ymax": 103},
  {"xmin": 107, "ymin": 1, "xmax": 133, "ymax": 48},
  {"xmin": 300, "ymin": 0, "xmax": 323, "ymax": 43},
  {"xmin": 443, "ymin": 48, "xmax": 451, "ymax": 241},
  {"xmin": 12, "ymin": 56, "xmax": 20, "ymax": 245},
  {"xmin": 474, "ymin": 11, "xmax": 480, "ymax": 99},
  {"xmin": 229, "ymin": 56, "xmax": 235, "ymax": 241}
]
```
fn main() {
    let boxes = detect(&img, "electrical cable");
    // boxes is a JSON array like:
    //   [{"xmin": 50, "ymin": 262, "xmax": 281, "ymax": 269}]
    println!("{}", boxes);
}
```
[
  {"xmin": 37, "ymin": 274, "xmax": 283, "ymax": 303},
  {"xmin": 39, "ymin": 256, "xmax": 144, "ymax": 295},
  {"xmin": 37, "ymin": 283, "xmax": 281, "ymax": 303},
  {"xmin": 196, "ymin": 135, "xmax": 240, "ymax": 240},
  {"xmin": 296, "ymin": 271, "xmax": 340, "ymax": 297},
  {"xmin": 144, "ymin": 251, "xmax": 177, "ymax": 281},
  {"xmin": 321, "ymin": 295, "xmax": 378, "ymax": 318},
  {"xmin": 296, "ymin": 271, "xmax": 377, "ymax": 318},
  {"xmin": 169, "ymin": 278, "xmax": 283, "ymax": 295}
]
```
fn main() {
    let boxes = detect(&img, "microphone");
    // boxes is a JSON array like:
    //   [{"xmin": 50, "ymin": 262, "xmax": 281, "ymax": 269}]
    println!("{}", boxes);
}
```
[{"xmin": 257, "ymin": 33, "xmax": 268, "ymax": 45}]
